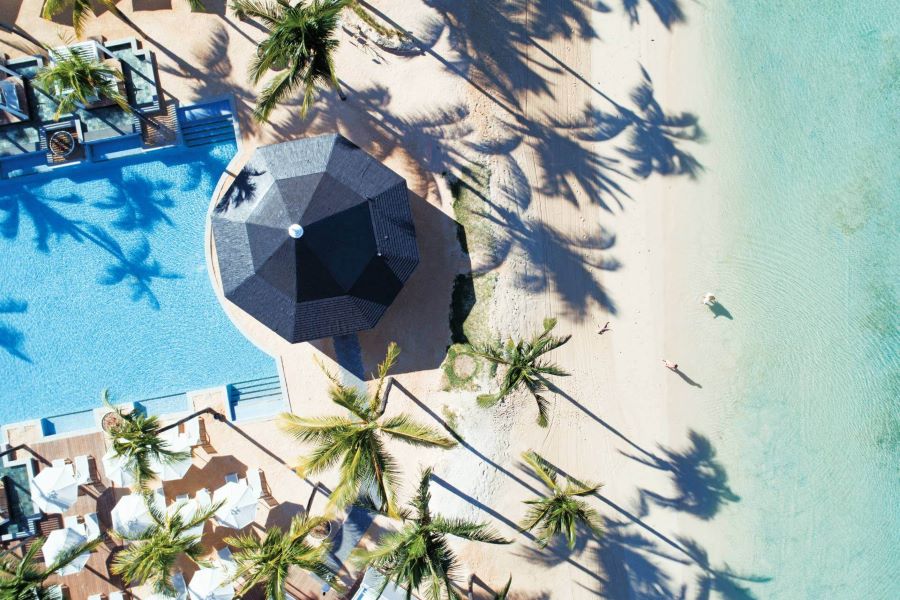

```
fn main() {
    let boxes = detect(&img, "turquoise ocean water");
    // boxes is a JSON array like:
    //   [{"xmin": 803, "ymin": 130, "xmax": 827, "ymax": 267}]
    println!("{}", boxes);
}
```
[{"xmin": 705, "ymin": 2, "xmax": 899, "ymax": 597}]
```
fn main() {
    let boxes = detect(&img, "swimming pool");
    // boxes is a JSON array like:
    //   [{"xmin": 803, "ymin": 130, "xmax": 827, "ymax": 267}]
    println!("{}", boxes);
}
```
[{"xmin": 0, "ymin": 141, "xmax": 276, "ymax": 426}]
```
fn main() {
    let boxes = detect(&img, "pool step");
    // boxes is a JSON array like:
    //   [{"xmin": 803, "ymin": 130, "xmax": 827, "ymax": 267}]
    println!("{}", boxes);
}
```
[
  {"xmin": 180, "ymin": 114, "xmax": 235, "ymax": 148},
  {"xmin": 228, "ymin": 375, "xmax": 285, "ymax": 421}
]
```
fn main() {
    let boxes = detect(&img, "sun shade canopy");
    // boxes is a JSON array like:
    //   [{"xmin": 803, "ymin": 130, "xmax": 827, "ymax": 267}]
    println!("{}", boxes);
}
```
[{"xmin": 211, "ymin": 134, "xmax": 419, "ymax": 343}]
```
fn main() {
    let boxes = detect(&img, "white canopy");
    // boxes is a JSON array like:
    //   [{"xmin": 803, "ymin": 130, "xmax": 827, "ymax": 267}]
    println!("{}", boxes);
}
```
[
  {"xmin": 148, "ymin": 570, "xmax": 187, "ymax": 600},
  {"xmin": 149, "ymin": 436, "xmax": 193, "ymax": 482},
  {"xmin": 102, "ymin": 449, "xmax": 136, "ymax": 488},
  {"xmin": 31, "ymin": 466, "xmax": 79, "ymax": 514},
  {"xmin": 167, "ymin": 498, "xmax": 206, "ymax": 539},
  {"xmin": 212, "ymin": 482, "xmax": 258, "ymax": 530},
  {"xmin": 112, "ymin": 494, "xmax": 157, "ymax": 538},
  {"xmin": 43, "ymin": 527, "xmax": 91, "ymax": 576},
  {"xmin": 188, "ymin": 567, "xmax": 234, "ymax": 600}
]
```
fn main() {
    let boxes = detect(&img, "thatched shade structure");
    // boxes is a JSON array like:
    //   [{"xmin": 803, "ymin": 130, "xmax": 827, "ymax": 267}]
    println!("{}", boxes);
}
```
[{"xmin": 211, "ymin": 134, "xmax": 418, "ymax": 343}]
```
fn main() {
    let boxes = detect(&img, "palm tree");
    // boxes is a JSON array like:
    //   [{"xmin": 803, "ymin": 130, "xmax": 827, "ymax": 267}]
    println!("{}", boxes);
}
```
[
  {"xmin": 519, "ymin": 450, "xmax": 603, "ymax": 549},
  {"xmin": 35, "ymin": 51, "xmax": 129, "ymax": 121},
  {"xmin": 280, "ymin": 343, "xmax": 456, "ymax": 517},
  {"xmin": 465, "ymin": 318, "xmax": 570, "ymax": 427},
  {"xmin": 111, "ymin": 494, "xmax": 221, "ymax": 596},
  {"xmin": 232, "ymin": 0, "xmax": 349, "ymax": 122},
  {"xmin": 0, "ymin": 535, "xmax": 102, "ymax": 600},
  {"xmin": 353, "ymin": 469, "xmax": 511, "ymax": 599},
  {"xmin": 101, "ymin": 390, "xmax": 190, "ymax": 488},
  {"xmin": 226, "ymin": 513, "xmax": 339, "ymax": 600}
]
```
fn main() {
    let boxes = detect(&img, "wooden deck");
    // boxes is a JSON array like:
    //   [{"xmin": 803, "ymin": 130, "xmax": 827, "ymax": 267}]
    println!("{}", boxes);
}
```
[{"xmin": 2, "ymin": 406, "xmax": 354, "ymax": 600}]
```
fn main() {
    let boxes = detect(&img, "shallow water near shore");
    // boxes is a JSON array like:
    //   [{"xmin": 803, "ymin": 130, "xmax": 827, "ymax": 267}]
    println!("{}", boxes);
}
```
[{"xmin": 702, "ymin": 1, "xmax": 899, "ymax": 597}]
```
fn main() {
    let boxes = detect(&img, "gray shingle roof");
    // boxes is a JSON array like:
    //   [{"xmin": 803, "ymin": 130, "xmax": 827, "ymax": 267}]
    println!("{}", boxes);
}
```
[{"xmin": 211, "ymin": 134, "xmax": 418, "ymax": 343}]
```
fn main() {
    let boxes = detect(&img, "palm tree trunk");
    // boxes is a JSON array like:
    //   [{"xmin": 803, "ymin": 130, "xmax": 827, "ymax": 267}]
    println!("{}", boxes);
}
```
[{"xmin": 330, "ymin": 70, "xmax": 347, "ymax": 101}]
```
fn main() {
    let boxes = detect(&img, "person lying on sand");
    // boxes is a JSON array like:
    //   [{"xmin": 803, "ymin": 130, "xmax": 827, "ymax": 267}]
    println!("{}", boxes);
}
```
[{"xmin": 662, "ymin": 359, "xmax": 679, "ymax": 371}]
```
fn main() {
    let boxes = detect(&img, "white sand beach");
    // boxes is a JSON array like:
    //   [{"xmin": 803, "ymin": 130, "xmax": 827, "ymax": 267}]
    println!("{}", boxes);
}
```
[{"xmin": 1, "ymin": 1, "xmax": 744, "ymax": 597}]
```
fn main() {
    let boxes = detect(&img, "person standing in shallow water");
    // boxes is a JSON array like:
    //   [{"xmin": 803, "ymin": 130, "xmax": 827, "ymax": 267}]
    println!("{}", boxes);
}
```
[{"xmin": 702, "ymin": 293, "xmax": 717, "ymax": 306}]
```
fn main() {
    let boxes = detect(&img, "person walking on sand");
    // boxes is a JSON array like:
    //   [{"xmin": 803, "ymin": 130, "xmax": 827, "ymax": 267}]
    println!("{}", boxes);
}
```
[
  {"xmin": 662, "ymin": 359, "xmax": 678, "ymax": 371},
  {"xmin": 597, "ymin": 321, "xmax": 611, "ymax": 335},
  {"xmin": 702, "ymin": 293, "xmax": 717, "ymax": 306}
]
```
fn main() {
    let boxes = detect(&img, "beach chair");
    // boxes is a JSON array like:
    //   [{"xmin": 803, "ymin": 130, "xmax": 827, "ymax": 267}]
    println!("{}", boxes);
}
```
[
  {"xmin": 195, "ymin": 488, "xmax": 212, "ymax": 507},
  {"xmin": 182, "ymin": 417, "xmax": 201, "ymax": 447},
  {"xmin": 217, "ymin": 546, "xmax": 237, "ymax": 577},
  {"xmin": 63, "ymin": 516, "xmax": 83, "ymax": 535},
  {"xmin": 74, "ymin": 455, "xmax": 98, "ymax": 486},
  {"xmin": 108, "ymin": 591, "xmax": 126, "ymax": 600},
  {"xmin": 171, "ymin": 571, "xmax": 186, "ymax": 598},
  {"xmin": 0, "ymin": 479, "xmax": 9, "ymax": 526},
  {"xmin": 51, "ymin": 458, "xmax": 69, "ymax": 470},
  {"xmin": 247, "ymin": 468, "xmax": 276, "ymax": 507},
  {"xmin": 86, "ymin": 595, "xmax": 104, "ymax": 600},
  {"xmin": 83, "ymin": 512, "xmax": 101, "ymax": 541},
  {"xmin": 151, "ymin": 487, "xmax": 166, "ymax": 512}
]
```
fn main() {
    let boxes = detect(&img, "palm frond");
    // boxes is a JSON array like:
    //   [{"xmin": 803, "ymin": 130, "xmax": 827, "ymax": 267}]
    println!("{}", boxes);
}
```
[
  {"xmin": 521, "ymin": 450, "xmax": 558, "ymax": 491},
  {"xmin": 380, "ymin": 414, "xmax": 456, "ymax": 448},
  {"xmin": 431, "ymin": 517, "xmax": 511, "ymax": 545},
  {"xmin": 371, "ymin": 341, "xmax": 400, "ymax": 414}
]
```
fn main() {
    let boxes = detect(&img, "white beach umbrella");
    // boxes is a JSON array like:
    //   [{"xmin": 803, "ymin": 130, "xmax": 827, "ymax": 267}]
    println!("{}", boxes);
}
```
[
  {"xmin": 112, "ymin": 494, "xmax": 156, "ymax": 538},
  {"xmin": 148, "ymin": 570, "xmax": 187, "ymax": 600},
  {"xmin": 43, "ymin": 527, "xmax": 91, "ymax": 575},
  {"xmin": 102, "ymin": 449, "xmax": 136, "ymax": 488},
  {"xmin": 212, "ymin": 482, "xmax": 258, "ymax": 530},
  {"xmin": 31, "ymin": 466, "xmax": 79, "ymax": 514},
  {"xmin": 167, "ymin": 498, "xmax": 206, "ymax": 539},
  {"xmin": 149, "ymin": 436, "xmax": 193, "ymax": 482},
  {"xmin": 188, "ymin": 567, "xmax": 234, "ymax": 600}
]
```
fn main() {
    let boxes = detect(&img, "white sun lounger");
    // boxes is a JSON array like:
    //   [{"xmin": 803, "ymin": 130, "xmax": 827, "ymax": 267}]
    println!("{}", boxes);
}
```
[
  {"xmin": 195, "ymin": 488, "xmax": 212, "ymax": 507},
  {"xmin": 73, "ymin": 455, "xmax": 97, "ymax": 486},
  {"xmin": 182, "ymin": 417, "xmax": 202, "ymax": 447},
  {"xmin": 83, "ymin": 512, "xmax": 101, "ymax": 540},
  {"xmin": 108, "ymin": 591, "xmax": 125, "ymax": 600}
]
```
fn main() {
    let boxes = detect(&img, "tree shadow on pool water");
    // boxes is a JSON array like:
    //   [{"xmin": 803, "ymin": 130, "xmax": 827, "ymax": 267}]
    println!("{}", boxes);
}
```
[{"xmin": 0, "ymin": 296, "xmax": 30, "ymax": 362}]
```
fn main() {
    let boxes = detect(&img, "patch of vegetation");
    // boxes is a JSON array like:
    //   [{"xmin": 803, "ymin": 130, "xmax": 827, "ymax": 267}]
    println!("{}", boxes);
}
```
[
  {"xmin": 349, "ymin": 1, "xmax": 406, "ymax": 40},
  {"xmin": 442, "ymin": 164, "xmax": 497, "ymax": 391},
  {"xmin": 446, "ymin": 163, "xmax": 496, "ymax": 347},
  {"xmin": 441, "ymin": 343, "xmax": 481, "ymax": 391},
  {"xmin": 447, "ymin": 164, "xmax": 493, "ymax": 257}
]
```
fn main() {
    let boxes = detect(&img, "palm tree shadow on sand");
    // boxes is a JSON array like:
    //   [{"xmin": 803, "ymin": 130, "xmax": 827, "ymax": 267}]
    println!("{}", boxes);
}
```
[{"xmin": 623, "ymin": 430, "xmax": 740, "ymax": 521}]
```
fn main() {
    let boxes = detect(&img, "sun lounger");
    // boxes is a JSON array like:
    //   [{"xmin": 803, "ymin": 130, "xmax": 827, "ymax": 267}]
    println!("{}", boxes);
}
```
[
  {"xmin": 63, "ymin": 516, "xmax": 83, "ymax": 534},
  {"xmin": 195, "ymin": 488, "xmax": 212, "ymax": 507},
  {"xmin": 83, "ymin": 512, "xmax": 101, "ymax": 540},
  {"xmin": 74, "ymin": 455, "xmax": 99, "ymax": 486},
  {"xmin": 108, "ymin": 592, "xmax": 126, "ymax": 600},
  {"xmin": 182, "ymin": 417, "xmax": 201, "ymax": 447},
  {"xmin": 217, "ymin": 546, "xmax": 237, "ymax": 577},
  {"xmin": 87, "ymin": 594, "xmax": 104, "ymax": 600},
  {"xmin": 246, "ymin": 468, "xmax": 276, "ymax": 506},
  {"xmin": 51, "ymin": 458, "xmax": 69, "ymax": 469}
]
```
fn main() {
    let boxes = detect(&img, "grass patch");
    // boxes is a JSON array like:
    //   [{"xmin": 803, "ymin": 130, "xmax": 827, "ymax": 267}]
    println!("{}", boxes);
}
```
[{"xmin": 442, "ymin": 163, "xmax": 498, "ymax": 391}]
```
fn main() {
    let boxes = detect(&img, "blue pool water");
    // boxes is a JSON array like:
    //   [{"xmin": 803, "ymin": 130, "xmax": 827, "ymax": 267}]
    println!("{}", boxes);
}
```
[
  {"xmin": 0, "ymin": 142, "xmax": 276, "ymax": 426},
  {"xmin": 700, "ymin": 2, "xmax": 899, "ymax": 597}
]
